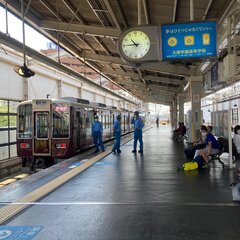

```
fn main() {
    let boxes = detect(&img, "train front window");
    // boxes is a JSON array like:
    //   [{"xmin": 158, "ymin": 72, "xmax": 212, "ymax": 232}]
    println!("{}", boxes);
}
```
[
  {"xmin": 36, "ymin": 113, "xmax": 48, "ymax": 139},
  {"xmin": 52, "ymin": 104, "xmax": 70, "ymax": 138},
  {"xmin": 18, "ymin": 104, "xmax": 32, "ymax": 139}
]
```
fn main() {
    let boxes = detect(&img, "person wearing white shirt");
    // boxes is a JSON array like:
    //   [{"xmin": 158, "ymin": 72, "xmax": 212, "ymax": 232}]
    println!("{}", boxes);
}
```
[{"xmin": 233, "ymin": 125, "xmax": 240, "ymax": 154}]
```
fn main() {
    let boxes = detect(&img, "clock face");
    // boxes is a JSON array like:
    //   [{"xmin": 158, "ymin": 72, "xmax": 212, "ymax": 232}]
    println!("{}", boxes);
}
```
[{"xmin": 121, "ymin": 30, "xmax": 150, "ymax": 60}]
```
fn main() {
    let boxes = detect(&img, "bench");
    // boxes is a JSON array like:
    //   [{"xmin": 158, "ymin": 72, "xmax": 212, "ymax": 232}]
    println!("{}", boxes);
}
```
[
  {"xmin": 209, "ymin": 137, "xmax": 226, "ymax": 168},
  {"xmin": 173, "ymin": 132, "xmax": 187, "ymax": 141},
  {"xmin": 209, "ymin": 137, "xmax": 240, "ymax": 168}
]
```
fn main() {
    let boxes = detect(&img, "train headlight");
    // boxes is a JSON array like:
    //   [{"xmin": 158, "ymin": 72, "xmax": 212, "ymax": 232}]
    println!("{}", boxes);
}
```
[
  {"xmin": 20, "ymin": 143, "xmax": 30, "ymax": 149},
  {"xmin": 56, "ymin": 143, "xmax": 67, "ymax": 149}
]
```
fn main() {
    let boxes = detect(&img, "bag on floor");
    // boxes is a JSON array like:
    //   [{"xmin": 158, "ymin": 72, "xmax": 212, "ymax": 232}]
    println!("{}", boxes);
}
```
[
  {"xmin": 183, "ymin": 161, "xmax": 198, "ymax": 171},
  {"xmin": 194, "ymin": 155, "xmax": 205, "ymax": 168},
  {"xmin": 232, "ymin": 183, "xmax": 240, "ymax": 202}
]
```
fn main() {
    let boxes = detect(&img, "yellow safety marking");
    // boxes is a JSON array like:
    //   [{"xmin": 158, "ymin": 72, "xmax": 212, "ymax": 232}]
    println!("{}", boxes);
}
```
[
  {"xmin": 14, "ymin": 173, "xmax": 29, "ymax": 179},
  {"xmin": 0, "ymin": 134, "xmax": 135, "ymax": 224},
  {"xmin": 0, "ymin": 179, "xmax": 18, "ymax": 186}
]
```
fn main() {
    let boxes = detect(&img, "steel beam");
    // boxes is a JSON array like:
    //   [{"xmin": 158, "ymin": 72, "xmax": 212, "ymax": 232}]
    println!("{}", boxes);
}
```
[
  {"xmin": 80, "ymin": 51, "xmax": 191, "ymax": 76},
  {"xmin": 102, "ymin": 68, "xmax": 185, "ymax": 85},
  {"xmin": 40, "ymin": 20, "xmax": 121, "ymax": 38},
  {"xmin": 102, "ymin": 0, "xmax": 122, "ymax": 30}
]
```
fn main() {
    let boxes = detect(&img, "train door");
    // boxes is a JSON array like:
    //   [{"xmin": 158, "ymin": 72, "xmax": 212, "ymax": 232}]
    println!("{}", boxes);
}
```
[
  {"xmin": 33, "ymin": 112, "xmax": 51, "ymax": 155},
  {"xmin": 76, "ymin": 111, "xmax": 81, "ymax": 150}
]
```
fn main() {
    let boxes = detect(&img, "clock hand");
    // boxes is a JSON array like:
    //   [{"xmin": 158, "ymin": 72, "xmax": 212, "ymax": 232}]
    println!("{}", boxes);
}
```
[
  {"xmin": 124, "ymin": 44, "xmax": 139, "ymax": 47},
  {"xmin": 131, "ymin": 39, "xmax": 139, "ymax": 47}
]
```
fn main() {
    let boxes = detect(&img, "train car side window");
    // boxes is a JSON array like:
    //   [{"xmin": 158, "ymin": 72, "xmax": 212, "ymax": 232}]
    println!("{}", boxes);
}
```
[
  {"xmin": 36, "ymin": 113, "xmax": 48, "ymax": 139},
  {"xmin": 101, "ymin": 115, "xmax": 105, "ymax": 128},
  {"xmin": 18, "ymin": 104, "xmax": 32, "ymax": 139},
  {"xmin": 106, "ymin": 115, "xmax": 110, "ymax": 128},
  {"xmin": 52, "ymin": 104, "xmax": 70, "ymax": 138}
]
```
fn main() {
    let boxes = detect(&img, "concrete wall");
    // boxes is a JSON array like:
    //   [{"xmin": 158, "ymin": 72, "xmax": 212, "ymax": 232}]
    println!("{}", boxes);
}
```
[{"xmin": 0, "ymin": 49, "xmax": 126, "ymax": 107}]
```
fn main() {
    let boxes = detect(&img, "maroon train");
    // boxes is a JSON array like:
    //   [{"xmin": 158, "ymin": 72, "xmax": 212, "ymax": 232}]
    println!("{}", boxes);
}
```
[{"xmin": 17, "ymin": 97, "xmax": 132, "ymax": 169}]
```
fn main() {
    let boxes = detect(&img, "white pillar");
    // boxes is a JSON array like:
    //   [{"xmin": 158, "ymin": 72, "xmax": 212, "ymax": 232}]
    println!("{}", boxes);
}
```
[
  {"xmin": 171, "ymin": 99, "xmax": 178, "ymax": 128},
  {"xmin": 57, "ymin": 80, "xmax": 62, "ymax": 98},
  {"xmin": 189, "ymin": 76, "xmax": 202, "ymax": 142},
  {"xmin": 178, "ymin": 94, "xmax": 185, "ymax": 123},
  {"xmin": 78, "ymin": 83, "xmax": 83, "ymax": 98},
  {"xmin": 228, "ymin": 109, "xmax": 233, "ymax": 169},
  {"xmin": 93, "ymin": 93, "xmax": 96, "ymax": 102},
  {"xmin": 23, "ymin": 77, "xmax": 28, "ymax": 100},
  {"xmin": 173, "ymin": 98, "xmax": 178, "ymax": 127},
  {"xmin": 170, "ymin": 102, "xmax": 174, "ymax": 127}
]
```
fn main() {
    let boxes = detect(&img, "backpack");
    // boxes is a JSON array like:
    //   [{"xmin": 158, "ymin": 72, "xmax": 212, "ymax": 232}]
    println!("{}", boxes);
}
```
[{"xmin": 194, "ymin": 155, "xmax": 205, "ymax": 168}]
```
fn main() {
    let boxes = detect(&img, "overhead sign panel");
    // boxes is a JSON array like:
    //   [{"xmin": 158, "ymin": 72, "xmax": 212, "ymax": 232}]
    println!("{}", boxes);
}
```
[{"xmin": 161, "ymin": 21, "xmax": 217, "ymax": 60}]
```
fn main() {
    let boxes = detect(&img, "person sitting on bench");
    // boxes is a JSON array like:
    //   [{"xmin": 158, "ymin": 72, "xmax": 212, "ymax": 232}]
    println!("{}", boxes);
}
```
[
  {"xmin": 233, "ymin": 125, "xmax": 240, "ymax": 155},
  {"xmin": 194, "ymin": 125, "xmax": 219, "ymax": 163},
  {"xmin": 173, "ymin": 122, "xmax": 186, "ymax": 140}
]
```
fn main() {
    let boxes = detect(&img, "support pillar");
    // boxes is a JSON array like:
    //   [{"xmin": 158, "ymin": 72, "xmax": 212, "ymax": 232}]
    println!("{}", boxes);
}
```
[
  {"xmin": 57, "ymin": 80, "xmax": 62, "ymax": 98},
  {"xmin": 178, "ymin": 94, "xmax": 185, "ymax": 123},
  {"xmin": 78, "ymin": 83, "xmax": 83, "ymax": 98},
  {"xmin": 93, "ymin": 93, "xmax": 96, "ymax": 102},
  {"xmin": 170, "ymin": 103, "xmax": 173, "ymax": 127},
  {"xmin": 103, "ymin": 95, "xmax": 107, "ymax": 105},
  {"xmin": 173, "ymin": 98, "xmax": 178, "ymax": 127},
  {"xmin": 23, "ymin": 77, "xmax": 28, "ymax": 100},
  {"xmin": 189, "ymin": 76, "xmax": 202, "ymax": 142},
  {"xmin": 170, "ymin": 98, "xmax": 178, "ymax": 128}
]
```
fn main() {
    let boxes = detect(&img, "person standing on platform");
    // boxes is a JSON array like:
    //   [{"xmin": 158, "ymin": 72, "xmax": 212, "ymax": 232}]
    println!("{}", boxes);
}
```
[
  {"xmin": 156, "ymin": 117, "xmax": 159, "ymax": 128},
  {"xmin": 92, "ymin": 115, "xmax": 105, "ymax": 153},
  {"xmin": 131, "ymin": 111, "xmax": 144, "ymax": 153},
  {"xmin": 112, "ymin": 114, "xmax": 122, "ymax": 154}
]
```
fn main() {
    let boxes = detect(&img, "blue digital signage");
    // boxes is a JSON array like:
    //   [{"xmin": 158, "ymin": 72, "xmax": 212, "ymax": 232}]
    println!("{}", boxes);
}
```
[{"xmin": 161, "ymin": 21, "xmax": 217, "ymax": 60}]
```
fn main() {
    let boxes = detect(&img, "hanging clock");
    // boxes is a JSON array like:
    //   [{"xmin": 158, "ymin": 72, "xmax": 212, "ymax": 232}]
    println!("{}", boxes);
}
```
[{"xmin": 118, "ymin": 26, "xmax": 159, "ymax": 64}]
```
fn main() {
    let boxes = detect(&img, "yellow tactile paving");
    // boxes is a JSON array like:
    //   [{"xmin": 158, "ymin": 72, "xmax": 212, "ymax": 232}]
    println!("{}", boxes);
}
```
[
  {"xmin": 14, "ymin": 173, "xmax": 29, "ymax": 179},
  {"xmin": 0, "ymin": 135, "xmax": 134, "ymax": 224},
  {"xmin": 0, "ymin": 179, "xmax": 18, "ymax": 185}
]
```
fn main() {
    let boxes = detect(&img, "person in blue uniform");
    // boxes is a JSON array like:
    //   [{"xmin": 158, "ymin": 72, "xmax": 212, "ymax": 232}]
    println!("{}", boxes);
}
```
[
  {"xmin": 194, "ymin": 125, "xmax": 219, "ymax": 163},
  {"xmin": 131, "ymin": 111, "xmax": 144, "ymax": 153},
  {"xmin": 112, "ymin": 114, "xmax": 122, "ymax": 154},
  {"xmin": 92, "ymin": 115, "xmax": 105, "ymax": 153}
]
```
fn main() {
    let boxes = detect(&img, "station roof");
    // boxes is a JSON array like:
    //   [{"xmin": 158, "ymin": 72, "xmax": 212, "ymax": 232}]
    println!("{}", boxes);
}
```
[{"xmin": 0, "ymin": 0, "xmax": 236, "ymax": 105}]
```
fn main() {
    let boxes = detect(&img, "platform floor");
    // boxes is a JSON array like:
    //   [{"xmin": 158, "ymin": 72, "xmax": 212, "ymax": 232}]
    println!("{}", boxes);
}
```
[{"xmin": 1, "ymin": 126, "xmax": 240, "ymax": 240}]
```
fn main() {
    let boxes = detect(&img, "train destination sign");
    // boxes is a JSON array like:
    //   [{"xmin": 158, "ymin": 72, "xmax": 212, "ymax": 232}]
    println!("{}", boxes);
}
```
[{"xmin": 161, "ymin": 21, "xmax": 217, "ymax": 60}]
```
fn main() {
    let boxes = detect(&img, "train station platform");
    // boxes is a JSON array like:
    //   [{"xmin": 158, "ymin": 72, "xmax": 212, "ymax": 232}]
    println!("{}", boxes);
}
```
[{"xmin": 1, "ymin": 126, "xmax": 240, "ymax": 240}]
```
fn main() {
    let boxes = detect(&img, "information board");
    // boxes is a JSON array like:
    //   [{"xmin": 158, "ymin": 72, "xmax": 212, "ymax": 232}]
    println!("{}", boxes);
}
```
[{"xmin": 161, "ymin": 21, "xmax": 217, "ymax": 60}]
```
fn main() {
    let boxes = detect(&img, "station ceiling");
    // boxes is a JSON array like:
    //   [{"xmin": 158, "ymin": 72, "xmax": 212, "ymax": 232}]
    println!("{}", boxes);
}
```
[{"xmin": 0, "ymin": 0, "xmax": 235, "ymax": 105}]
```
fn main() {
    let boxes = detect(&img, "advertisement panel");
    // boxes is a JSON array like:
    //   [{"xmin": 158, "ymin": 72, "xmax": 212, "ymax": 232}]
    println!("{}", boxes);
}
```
[{"xmin": 161, "ymin": 21, "xmax": 217, "ymax": 60}]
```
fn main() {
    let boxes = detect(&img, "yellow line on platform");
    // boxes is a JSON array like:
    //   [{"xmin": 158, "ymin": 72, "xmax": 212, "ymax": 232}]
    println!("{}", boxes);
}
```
[
  {"xmin": 0, "ymin": 150, "xmax": 110, "ymax": 224},
  {"xmin": 0, "ymin": 135, "xmax": 135, "ymax": 224}
]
